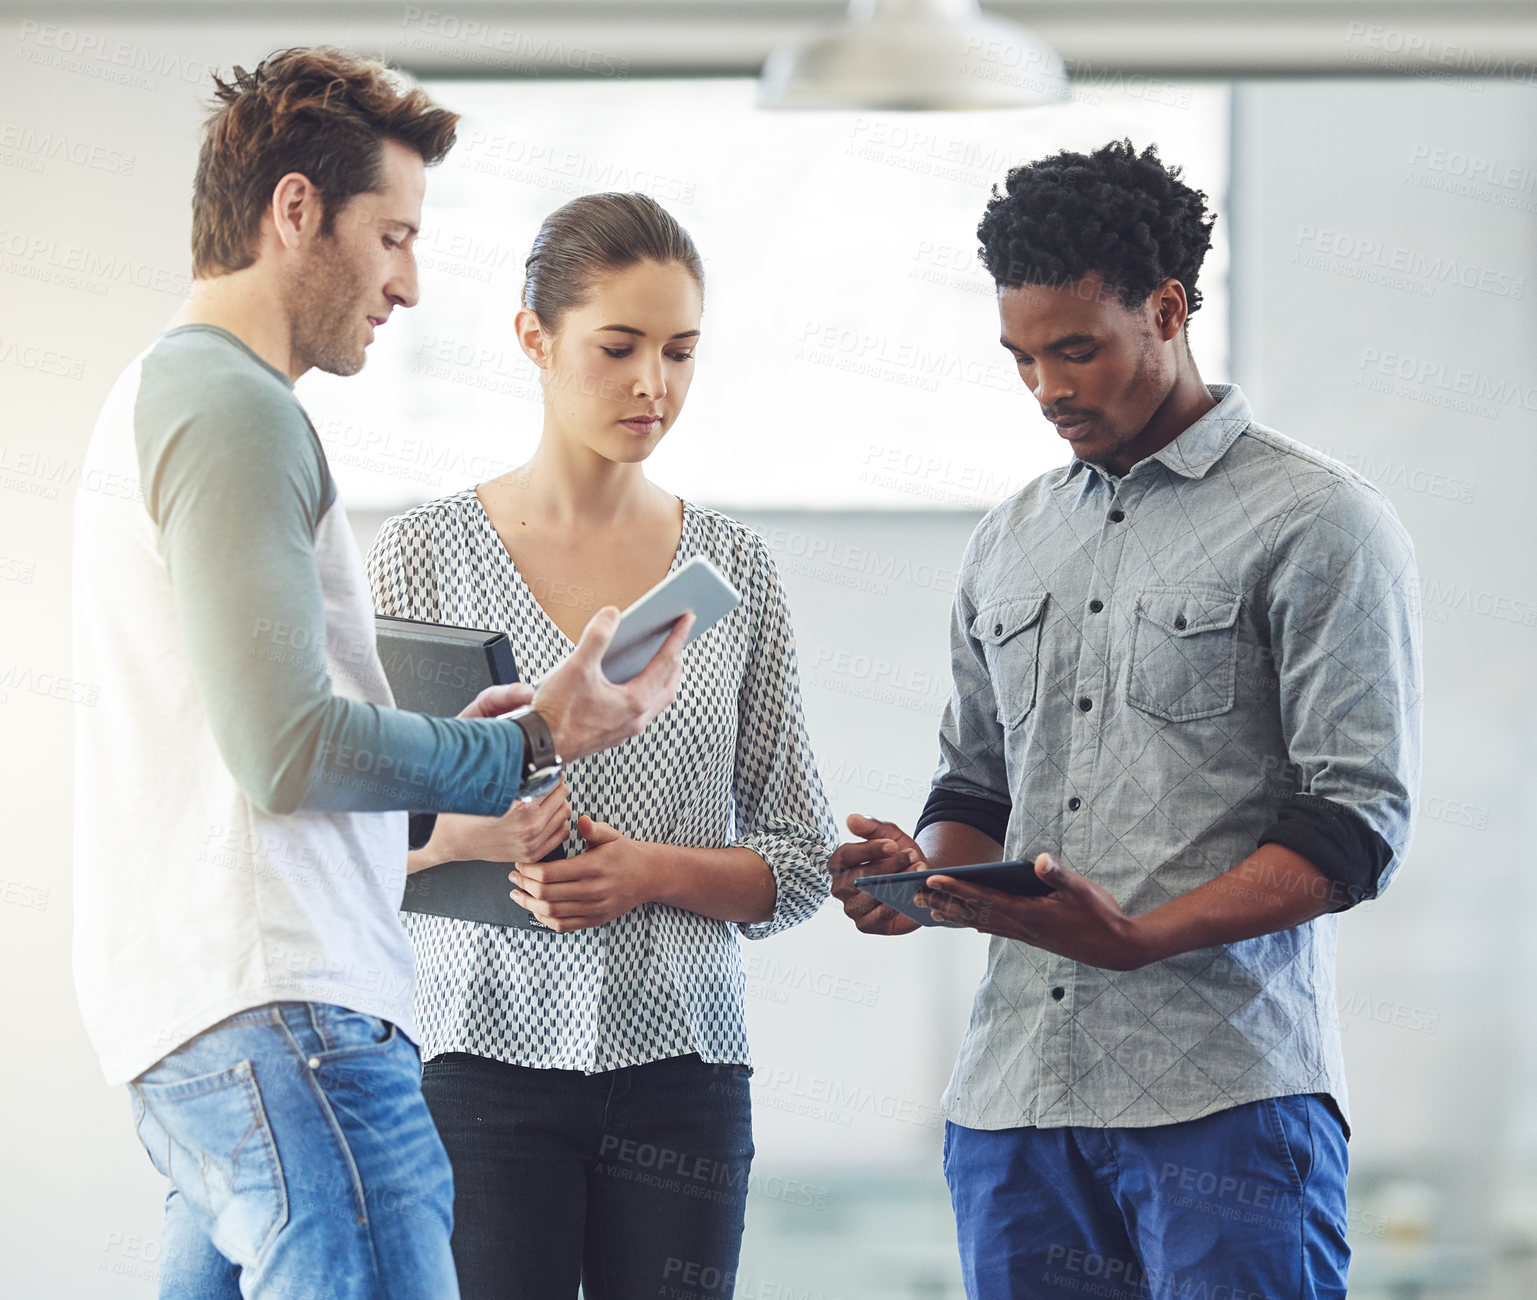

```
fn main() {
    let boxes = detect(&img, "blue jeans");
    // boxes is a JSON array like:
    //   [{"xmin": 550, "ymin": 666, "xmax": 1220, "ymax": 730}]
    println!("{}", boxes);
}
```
[
  {"xmin": 422, "ymin": 1051, "xmax": 753, "ymax": 1300},
  {"xmin": 129, "ymin": 1001, "xmax": 457, "ymax": 1300},
  {"xmin": 944, "ymin": 1095, "xmax": 1349, "ymax": 1300}
]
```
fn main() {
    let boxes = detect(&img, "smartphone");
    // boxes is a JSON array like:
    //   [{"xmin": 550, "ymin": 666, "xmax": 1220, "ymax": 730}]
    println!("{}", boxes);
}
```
[{"xmin": 601, "ymin": 555, "xmax": 742, "ymax": 683}]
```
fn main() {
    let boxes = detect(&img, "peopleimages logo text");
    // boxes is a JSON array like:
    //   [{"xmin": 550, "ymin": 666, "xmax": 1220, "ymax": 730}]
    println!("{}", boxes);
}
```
[{"xmin": 1294, "ymin": 226, "xmax": 1525, "ymax": 298}]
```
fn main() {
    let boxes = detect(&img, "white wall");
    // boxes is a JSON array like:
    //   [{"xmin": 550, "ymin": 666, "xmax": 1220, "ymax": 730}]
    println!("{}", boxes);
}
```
[
  {"xmin": 2, "ymin": 22, "xmax": 220, "ymax": 1297},
  {"xmin": 1229, "ymin": 78, "xmax": 1537, "ymax": 1292}
]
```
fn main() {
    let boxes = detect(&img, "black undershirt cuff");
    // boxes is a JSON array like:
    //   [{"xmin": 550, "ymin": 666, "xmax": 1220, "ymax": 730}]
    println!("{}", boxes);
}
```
[
  {"xmin": 916, "ymin": 788, "xmax": 1011, "ymax": 849},
  {"xmin": 407, "ymin": 813, "xmax": 438, "ymax": 852},
  {"xmin": 1257, "ymin": 793, "xmax": 1393, "ymax": 911}
]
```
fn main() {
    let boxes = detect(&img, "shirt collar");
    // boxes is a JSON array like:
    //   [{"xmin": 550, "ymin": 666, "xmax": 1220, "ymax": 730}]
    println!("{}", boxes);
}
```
[{"xmin": 1053, "ymin": 384, "xmax": 1253, "ymax": 489}]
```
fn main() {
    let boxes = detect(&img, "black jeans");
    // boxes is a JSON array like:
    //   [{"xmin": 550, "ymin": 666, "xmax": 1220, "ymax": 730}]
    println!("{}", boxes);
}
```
[{"xmin": 422, "ymin": 1051, "xmax": 754, "ymax": 1300}]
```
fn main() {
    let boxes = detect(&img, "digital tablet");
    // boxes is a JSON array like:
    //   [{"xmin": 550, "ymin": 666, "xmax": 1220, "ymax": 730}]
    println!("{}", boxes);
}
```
[
  {"xmin": 601, "ymin": 555, "xmax": 742, "ymax": 683},
  {"xmin": 855, "ymin": 859, "xmax": 1054, "ymax": 929},
  {"xmin": 374, "ymin": 614, "xmax": 550, "ymax": 931}
]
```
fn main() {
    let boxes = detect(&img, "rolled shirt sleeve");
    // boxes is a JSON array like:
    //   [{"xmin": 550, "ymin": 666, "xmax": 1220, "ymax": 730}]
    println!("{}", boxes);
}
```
[
  {"xmin": 729, "ymin": 540, "xmax": 836, "ymax": 939},
  {"xmin": 1257, "ymin": 479, "xmax": 1423, "ymax": 905}
]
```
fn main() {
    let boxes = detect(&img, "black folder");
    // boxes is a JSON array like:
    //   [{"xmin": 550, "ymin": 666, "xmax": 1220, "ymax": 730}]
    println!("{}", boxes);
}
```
[{"xmin": 375, "ymin": 615, "xmax": 551, "ymax": 930}]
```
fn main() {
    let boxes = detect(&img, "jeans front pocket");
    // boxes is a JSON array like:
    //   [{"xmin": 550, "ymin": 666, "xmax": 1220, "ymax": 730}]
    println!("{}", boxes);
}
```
[
  {"xmin": 971, "ymin": 593, "xmax": 1048, "ymax": 729},
  {"xmin": 306, "ymin": 1004, "xmax": 397, "ymax": 1062},
  {"xmin": 1126, "ymin": 585, "xmax": 1242, "ymax": 722},
  {"xmin": 300, "ymin": 1009, "xmax": 409, "ymax": 1125},
  {"xmin": 132, "ymin": 1059, "xmax": 288, "ymax": 1266}
]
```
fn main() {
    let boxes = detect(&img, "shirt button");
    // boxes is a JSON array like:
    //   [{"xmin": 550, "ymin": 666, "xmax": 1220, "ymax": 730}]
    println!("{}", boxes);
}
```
[
  {"xmin": 1108, "ymin": 509, "xmax": 1126, "ymax": 523},
  {"xmin": 1088, "ymin": 599, "xmax": 1103, "ymax": 613},
  {"xmin": 1078, "ymin": 697, "xmax": 1093, "ymax": 712},
  {"xmin": 1050, "ymin": 987, "xmax": 1065, "ymax": 1001},
  {"xmin": 307, "ymin": 1057, "xmax": 321, "ymax": 1070},
  {"xmin": 1174, "ymin": 615, "xmax": 1187, "ymax": 630},
  {"xmin": 993, "ymin": 622, "xmax": 1003, "ymax": 636},
  {"xmin": 1067, "ymin": 797, "xmax": 1081, "ymax": 811}
]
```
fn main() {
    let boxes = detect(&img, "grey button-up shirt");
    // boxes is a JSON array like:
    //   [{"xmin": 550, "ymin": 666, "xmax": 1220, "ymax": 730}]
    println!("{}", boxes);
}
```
[{"xmin": 933, "ymin": 384, "xmax": 1422, "ymax": 1131}]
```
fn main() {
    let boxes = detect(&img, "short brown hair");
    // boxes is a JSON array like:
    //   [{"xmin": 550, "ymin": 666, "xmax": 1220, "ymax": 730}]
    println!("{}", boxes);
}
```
[
  {"xmin": 192, "ymin": 46, "xmax": 459, "ymax": 278},
  {"xmin": 524, "ymin": 192, "xmax": 704, "ymax": 334}
]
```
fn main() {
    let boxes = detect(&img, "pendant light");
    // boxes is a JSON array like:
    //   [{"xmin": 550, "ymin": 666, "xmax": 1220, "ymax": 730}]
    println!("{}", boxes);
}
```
[{"xmin": 759, "ymin": 0, "xmax": 1070, "ymax": 110}]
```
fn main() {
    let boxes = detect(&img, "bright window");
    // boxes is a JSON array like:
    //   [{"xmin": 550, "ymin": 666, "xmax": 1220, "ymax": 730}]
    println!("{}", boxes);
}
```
[{"xmin": 299, "ymin": 77, "xmax": 1230, "ymax": 510}]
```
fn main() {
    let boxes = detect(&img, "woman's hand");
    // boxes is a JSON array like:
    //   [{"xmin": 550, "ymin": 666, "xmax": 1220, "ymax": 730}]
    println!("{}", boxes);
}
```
[
  {"xmin": 413, "ymin": 776, "xmax": 571, "ymax": 872},
  {"xmin": 510, "ymin": 814, "xmax": 659, "ymax": 932}
]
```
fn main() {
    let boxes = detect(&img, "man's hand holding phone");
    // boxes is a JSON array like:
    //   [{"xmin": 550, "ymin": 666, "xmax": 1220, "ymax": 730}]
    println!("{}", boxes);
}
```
[
  {"xmin": 407, "ymin": 608, "xmax": 690, "ymax": 873},
  {"xmin": 533, "ymin": 606, "xmax": 695, "ymax": 762}
]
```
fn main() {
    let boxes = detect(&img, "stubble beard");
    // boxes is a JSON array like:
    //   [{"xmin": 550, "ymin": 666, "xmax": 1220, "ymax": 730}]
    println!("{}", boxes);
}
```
[
  {"xmin": 287, "ymin": 230, "xmax": 369, "ymax": 378},
  {"xmin": 1086, "ymin": 334, "xmax": 1175, "ymax": 470}
]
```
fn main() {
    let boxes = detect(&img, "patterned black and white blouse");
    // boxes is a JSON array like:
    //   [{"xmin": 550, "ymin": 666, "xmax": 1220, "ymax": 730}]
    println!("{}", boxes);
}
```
[{"xmin": 366, "ymin": 490, "xmax": 836, "ymax": 1072}]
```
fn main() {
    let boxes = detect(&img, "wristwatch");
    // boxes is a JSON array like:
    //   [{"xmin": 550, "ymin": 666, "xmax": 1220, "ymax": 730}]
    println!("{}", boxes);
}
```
[{"xmin": 508, "ymin": 706, "xmax": 563, "ymax": 801}]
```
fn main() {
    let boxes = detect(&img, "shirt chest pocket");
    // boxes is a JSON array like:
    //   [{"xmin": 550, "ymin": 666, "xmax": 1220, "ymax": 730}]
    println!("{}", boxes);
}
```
[
  {"xmin": 1126, "ymin": 586, "xmax": 1242, "ymax": 723},
  {"xmin": 970, "ymin": 594, "xmax": 1048, "ymax": 729}
]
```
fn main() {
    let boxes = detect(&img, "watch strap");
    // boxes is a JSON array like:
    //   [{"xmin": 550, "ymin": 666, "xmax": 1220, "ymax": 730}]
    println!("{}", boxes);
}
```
[{"xmin": 510, "ymin": 707, "xmax": 560, "ymax": 781}]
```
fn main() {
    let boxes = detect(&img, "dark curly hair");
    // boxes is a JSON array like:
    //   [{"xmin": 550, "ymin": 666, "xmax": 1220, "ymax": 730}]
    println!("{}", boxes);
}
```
[{"xmin": 977, "ymin": 139, "xmax": 1215, "ymax": 315}]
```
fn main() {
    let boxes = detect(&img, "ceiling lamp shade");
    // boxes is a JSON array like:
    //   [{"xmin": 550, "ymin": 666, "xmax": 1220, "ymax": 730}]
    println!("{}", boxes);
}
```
[{"xmin": 759, "ymin": 0, "xmax": 1070, "ymax": 110}]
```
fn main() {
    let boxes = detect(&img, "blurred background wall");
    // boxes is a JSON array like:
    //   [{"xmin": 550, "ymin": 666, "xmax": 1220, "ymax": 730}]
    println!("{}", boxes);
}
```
[{"xmin": 2, "ymin": 3, "xmax": 1533, "ymax": 1296}]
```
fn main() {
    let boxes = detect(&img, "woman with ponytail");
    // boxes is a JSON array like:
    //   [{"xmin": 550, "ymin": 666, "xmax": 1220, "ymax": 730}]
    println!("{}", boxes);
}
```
[{"xmin": 367, "ymin": 192, "xmax": 835, "ymax": 1300}]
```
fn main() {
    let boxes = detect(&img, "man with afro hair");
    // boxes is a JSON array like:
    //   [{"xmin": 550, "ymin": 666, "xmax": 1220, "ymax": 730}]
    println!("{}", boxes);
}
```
[{"xmin": 832, "ymin": 140, "xmax": 1421, "ymax": 1298}]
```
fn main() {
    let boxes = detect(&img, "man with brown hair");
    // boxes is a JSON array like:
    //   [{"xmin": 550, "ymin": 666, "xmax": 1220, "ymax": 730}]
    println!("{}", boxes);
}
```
[{"xmin": 72, "ymin": 48, "xmax": 691, "ymax": 1298}]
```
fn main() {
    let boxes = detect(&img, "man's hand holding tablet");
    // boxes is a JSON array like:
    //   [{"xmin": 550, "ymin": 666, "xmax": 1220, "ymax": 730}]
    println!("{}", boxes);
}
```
[
  {"xmin": 861, "ymin": 860, "xmax": 1054, "ymax": 929},
  {"xmin": 919, "ymin": 856, "xmax": 1159, "ymax": 970},
  {"xmin": 831, "ymin": 812, "xmax": 1052, "ymax": 935},
  {"xmin": 831, "ymin": 812, "xmax": 1157, "ymax": 970}
]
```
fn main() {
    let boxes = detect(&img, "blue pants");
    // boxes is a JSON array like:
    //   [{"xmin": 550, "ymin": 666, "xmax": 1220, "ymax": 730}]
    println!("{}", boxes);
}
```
[
  {"xmin": 422, "ymin": 1051, "xmax": 754, "ymax": 1300},
  {"xmin": 944, "ymin": 1095, "xmax": 1349, "ymax": 1300},
  {"xmin": 129, "ymin": 1001, "xmax": 457, "ymax": 1300}
]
